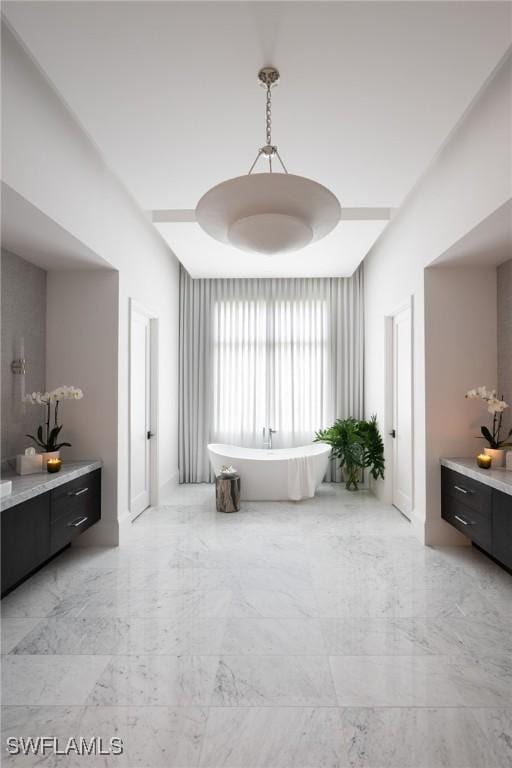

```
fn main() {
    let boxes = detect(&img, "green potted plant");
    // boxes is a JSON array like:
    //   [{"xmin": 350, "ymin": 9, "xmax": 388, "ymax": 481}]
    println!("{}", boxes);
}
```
[{"xmin": 314, "ymin": 415, "xmax": 385, "ymax": 490}]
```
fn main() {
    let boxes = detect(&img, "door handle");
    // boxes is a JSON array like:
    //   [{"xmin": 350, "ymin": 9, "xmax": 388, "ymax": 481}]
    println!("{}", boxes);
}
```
[
  {"xmin": 389, "ymin": 429, "xmax": 396, "ymax": 438},
  {"xmin": 67, "ymin": 516, "xmax": 88, "ymax": 527},
  {"xmin": 147, "ymin": 431, "xmax": 155, "ymax": 440}
]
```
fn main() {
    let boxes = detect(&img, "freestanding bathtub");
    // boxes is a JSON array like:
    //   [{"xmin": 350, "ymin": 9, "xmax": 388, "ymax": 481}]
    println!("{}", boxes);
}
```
[{"xmin": 208, "ymin": 443, "xmax": 331, "ymax": 501}]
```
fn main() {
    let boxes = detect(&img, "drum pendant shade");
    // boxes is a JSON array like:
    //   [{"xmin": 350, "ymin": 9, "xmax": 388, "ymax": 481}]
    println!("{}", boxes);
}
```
[
  {"xmin": 196, "ymin": 173, "xmax": 341, "ymax": 255},
  {"xmin": 195, "ymin": 67, "xmax": 341, "ymax": 255}
]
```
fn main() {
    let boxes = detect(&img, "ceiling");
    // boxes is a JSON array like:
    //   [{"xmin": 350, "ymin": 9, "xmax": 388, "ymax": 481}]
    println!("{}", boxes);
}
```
[
  {"xmin": 3, "ymin": 1, "xmax": 511, "ymax": 276},
  {"xmin": 1, "ymin": 184, "xmax": 111, "ymax": 271},
  {"xmin": 155, "ymin": 215, "xmax": 389, "ymax": 278},
  {"xmin": 432, "ymin": 199, "xmax": 512, "ymax": 268}
]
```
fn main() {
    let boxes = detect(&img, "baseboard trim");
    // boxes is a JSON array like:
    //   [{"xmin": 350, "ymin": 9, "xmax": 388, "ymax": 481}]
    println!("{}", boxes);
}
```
[
  {"xmin": 118, "ymin": 507, "xmax": 131, "ymax": 526},
  {"xmin": 159, "ymin": 470, "xmax": 179, "ymax": 501},
  {"xmin": 408, "ymin": 509, "xmax": 426, "ymax": 544}
]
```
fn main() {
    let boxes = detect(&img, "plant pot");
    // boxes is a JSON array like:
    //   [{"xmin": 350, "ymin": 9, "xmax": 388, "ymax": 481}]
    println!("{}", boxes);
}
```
[
  {"xmin": 40, "ymin": 450, "xmax": 60, "ymax": 470},
  {"xmin": 343, "ymin": 466, "xmax": 360, "ymax": 491},
  {"xmin": 484, "ymin": 447, "xmax": 505, "ymax": 467}
]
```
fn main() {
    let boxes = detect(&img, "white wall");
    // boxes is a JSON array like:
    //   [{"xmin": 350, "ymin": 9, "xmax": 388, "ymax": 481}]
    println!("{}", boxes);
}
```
[
  {"xmin": 2, "ymin": 24, "xmax": 180, "ymax": 539},
  {"xmin": 364, "ymin": 52, "xmax": 511, "ymax": 542},
  {"xmin": 117, "ymin": 261, "xmax": 180, "ymax": 520},
  {"xmin": 46, "ymin": 271, "xmax": 119, "ymax": 545},
  {"xmin": 498, "ymin": 259, "xmax": 512, "ymax": 436},
  {"xmin": 424, "ymin": 267, "xmax": 498, "ymax": 544}
]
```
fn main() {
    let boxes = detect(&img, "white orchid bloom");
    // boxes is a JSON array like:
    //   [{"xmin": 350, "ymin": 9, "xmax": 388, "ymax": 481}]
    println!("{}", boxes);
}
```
[
  {"xmin": 46, "ymin": 385, "xmax": 85, "ymax": 401},
  {"xmin": 466, "ymin": 386, "xmax": 504, "ymax": 404},
  {"xmin": 24, "ymin": 386, "xmax": 83, "ymax": 408},
  {"xmin": 487, "ymin": 398, "xmax": 509, "ymax": 414}
]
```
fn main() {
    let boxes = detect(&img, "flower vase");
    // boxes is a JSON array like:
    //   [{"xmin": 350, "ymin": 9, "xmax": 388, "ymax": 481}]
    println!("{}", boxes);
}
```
[
  {"xmin": 343, "ymin": 466, "xmax": 360, "ymax": 491},
  {"xmin": 40, "ymin": 450, "xmax": 60, "ymax": 470},
  {"xmin": 484, "ymin": 447, "xmax": 505, "ymax": 467}
]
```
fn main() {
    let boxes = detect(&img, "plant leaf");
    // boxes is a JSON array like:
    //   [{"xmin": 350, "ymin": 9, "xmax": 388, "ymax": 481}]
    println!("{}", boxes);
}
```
[
  {"xmin": 44, "ymin": 425, "xmax": 65, "ymax": 450},
  {"xmin": 314, "ymin": 415, "xmax": 385, "ymax": 480},
  {"xmin": 25, "ymin": 434, "xmax": 45, "ymax": 449},
  {"xmin": 480, "ymin": 425, "xmax": 496, "ymax": 447}
]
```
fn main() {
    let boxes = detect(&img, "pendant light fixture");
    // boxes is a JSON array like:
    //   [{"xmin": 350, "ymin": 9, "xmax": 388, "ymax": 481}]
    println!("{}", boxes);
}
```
[{"xmin": 195, "ymin": 67, "xmax": 341, "ymax": 255}]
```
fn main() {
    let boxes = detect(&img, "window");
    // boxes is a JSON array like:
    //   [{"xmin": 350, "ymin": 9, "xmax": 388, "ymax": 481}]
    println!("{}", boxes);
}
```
[
  {"xmin": 212, "ymin": 296, "xmax": 329, "ymax": 447},
  {"xmin": 179, "ymin": 268, "xmax": 363, "ymax": 482}
]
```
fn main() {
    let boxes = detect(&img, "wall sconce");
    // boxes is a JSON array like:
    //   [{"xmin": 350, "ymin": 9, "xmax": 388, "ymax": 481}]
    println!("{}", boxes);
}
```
[{"xmin": 11, "ymin": 337, "xmax": 27, "ymax": 413}]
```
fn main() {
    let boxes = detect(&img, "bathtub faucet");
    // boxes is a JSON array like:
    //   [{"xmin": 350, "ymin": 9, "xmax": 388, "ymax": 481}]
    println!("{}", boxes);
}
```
[{"xmin": 263, "ymin": 426, "xmax": 277, "ymax": 449}]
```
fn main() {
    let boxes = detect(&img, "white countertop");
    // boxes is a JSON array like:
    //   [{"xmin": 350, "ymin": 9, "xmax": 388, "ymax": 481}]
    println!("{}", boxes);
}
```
[
  {"xmin": 441, "ymin": 458, "xmax": 512, "ymax": 497},
  {"xmin": 0, "ymin": 460, "xmax": 102, "ymax": 512}
]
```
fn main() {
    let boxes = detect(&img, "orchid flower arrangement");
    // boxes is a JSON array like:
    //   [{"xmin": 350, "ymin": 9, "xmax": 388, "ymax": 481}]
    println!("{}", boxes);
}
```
[
  {"xmin": 24, "ymin": 386, "xmax": 84, "ymax": 452},
  {"xmin": 465, "ymin": 386, "xmax": 511, "ymax": 449}
]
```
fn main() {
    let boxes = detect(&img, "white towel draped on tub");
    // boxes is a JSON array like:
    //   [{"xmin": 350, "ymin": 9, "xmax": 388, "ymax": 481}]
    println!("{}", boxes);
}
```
[{"xmin": 287, "ymin": 455, "xmax": 317, "ymax": 501}]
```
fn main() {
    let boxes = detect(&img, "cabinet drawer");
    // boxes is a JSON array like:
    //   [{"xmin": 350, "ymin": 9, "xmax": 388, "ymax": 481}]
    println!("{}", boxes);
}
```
[
  {"xmin": 50, "ymin": 495, "xmax": 101, "ymax": 554},
  {"xmin": 441, "ymin": 467, "xmax": 492, "ymax": 516},
  {"xmin": 50, "ymin": 469, "xmax": 101, "ymax": 523},
  {"xmin": 442, "ymin": 493, "xmax": 492, "ymax": 550}
]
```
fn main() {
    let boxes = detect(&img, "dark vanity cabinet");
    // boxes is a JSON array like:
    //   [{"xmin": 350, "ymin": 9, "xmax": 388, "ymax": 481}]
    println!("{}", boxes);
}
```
[
  {"xmin": 492, "ymin": 490, "xmax": 512, "ymax": 570},
  {"xmin": 1, "ymin": 493, "xmax": 51, "ymax": 597},
  {"xmin": 441, "ymin": 466, "xmax": 512, "ymax": 570},
  {"xmin": 1, "ymin": 468, "xmax": 101, "ymax": 597}
]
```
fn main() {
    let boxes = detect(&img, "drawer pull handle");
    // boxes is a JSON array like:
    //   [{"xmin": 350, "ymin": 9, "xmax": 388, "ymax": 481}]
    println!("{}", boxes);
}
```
[
  {"xmin": 68, "ymin": 516, "xmax": 88, "ymax": 528},
  {"xmin": 454, "ymin": 514, "xmax": 473, "ymax": 526},
  {"xmin": 453, "ymin": 485, "xmax": 474, "ymax": 495},
  {"xmin": 68, "ymin": 487, "xmax": 89, "ymax": 497}
]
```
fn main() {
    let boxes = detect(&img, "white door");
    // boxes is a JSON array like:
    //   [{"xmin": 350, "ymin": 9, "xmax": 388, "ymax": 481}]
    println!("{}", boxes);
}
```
[
  {"xmin": 130, "ymin": 306, "xmax": 152, "ymax": 517},
  {"xmin": 391, "ymin": 305, "xmax": 413, "ymax": 517}
]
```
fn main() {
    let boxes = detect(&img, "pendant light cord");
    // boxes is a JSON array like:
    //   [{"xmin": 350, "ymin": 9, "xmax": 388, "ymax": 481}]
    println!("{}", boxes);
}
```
[
  {"xmin": 248, "ymin": 72, "xmax": 288, "ymax": 175},
  {"xmin": 266, "ymin": 85, "xmax": 272, "ymax": 147},
  {"xmin": 266, "ymin": 86, "xmax": 273, "ymax": 172}
]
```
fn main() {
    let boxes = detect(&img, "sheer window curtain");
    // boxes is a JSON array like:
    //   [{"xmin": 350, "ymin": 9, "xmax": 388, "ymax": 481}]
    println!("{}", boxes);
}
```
[{"xmin": 179, "ymin": 266, "xmax": 364, "ymax": 482}]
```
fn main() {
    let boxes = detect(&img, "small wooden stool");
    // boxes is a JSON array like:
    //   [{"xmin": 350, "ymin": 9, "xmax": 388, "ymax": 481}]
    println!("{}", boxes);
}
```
[{"xmin": 215, "ymin": 474, "xmax": 241, "ymax": 513}]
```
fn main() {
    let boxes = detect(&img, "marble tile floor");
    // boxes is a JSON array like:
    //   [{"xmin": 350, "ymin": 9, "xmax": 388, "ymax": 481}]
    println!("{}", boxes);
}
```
[{"xmin": 1, "ymin": 483, "xmax": 511, "ymax": 767}]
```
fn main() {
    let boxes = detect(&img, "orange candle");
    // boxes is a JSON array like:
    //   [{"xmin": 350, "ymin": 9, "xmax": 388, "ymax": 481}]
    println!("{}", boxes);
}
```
[
  {"xmin": 476, "ymin": 453, "xmax": 492, "ymax": 469},
  {"xmin": 47, "ymin": 458, "xmax": 62, "ymax": 473}
]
